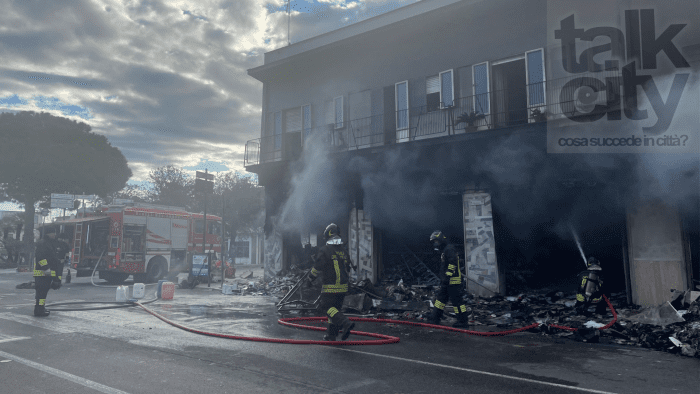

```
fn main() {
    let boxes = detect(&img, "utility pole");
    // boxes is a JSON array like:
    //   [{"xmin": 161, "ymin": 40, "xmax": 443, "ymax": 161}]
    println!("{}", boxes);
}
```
[
  {"xmin": 221, "ymin": 192, "xmax": 225, "ymax": 289},
  {"xmin": 195, "ymin": 169, "xmax": 214, "ymax": 287},
  {"xmin": 287, "ymin": 0, "xmax": 291, "ymax": 46}
]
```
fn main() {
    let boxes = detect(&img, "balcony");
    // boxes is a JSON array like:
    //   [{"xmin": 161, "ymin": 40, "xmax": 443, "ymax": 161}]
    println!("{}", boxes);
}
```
[{"xmin": 244, "ymin": 71, "xmax": 615, "ymax": 167}]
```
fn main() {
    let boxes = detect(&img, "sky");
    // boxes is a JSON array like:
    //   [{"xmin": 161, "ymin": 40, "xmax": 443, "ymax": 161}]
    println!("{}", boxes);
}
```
[{"xmin": 0, "ymin": 0, "xmax": 420, "ymax": 190}]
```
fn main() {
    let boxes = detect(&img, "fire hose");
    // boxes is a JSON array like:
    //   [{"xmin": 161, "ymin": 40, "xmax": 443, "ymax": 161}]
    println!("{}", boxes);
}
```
[{"xmin": 46, "ymin": 294, "xmax": 616, "ymax": 345}]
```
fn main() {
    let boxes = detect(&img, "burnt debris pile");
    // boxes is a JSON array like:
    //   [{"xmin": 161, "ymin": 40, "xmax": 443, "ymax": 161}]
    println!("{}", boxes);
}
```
[{"xmin": 267, "ymin": 266, "xmax": 700, "ymax": 359}]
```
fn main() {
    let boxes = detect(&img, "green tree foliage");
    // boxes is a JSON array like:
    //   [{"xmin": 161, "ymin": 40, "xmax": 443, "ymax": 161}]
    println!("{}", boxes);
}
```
[
  {"xmin": 213, "ymin": 172, "xmax": 264, "ymax": 240},
  {"xmin": 0, "ymin": 111, "xmax": 132, "ymax": 263},
  {"xmin": 108, "ymin": 183, "xmax": 149, "ymax": 204},
  {"xmin": 147, "ymin": 165, "xmax": 194, "ymax": 209}
]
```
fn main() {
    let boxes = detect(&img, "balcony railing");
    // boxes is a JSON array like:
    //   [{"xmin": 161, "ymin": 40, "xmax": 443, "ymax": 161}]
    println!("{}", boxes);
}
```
[{"xmin": 244, "ymin": 70, "xmax": 617, "ymax": 166}]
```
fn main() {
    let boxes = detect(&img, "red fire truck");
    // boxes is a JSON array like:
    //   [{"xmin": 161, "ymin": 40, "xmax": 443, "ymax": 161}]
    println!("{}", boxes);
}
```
[{"xmin": 47, "ymin": 203, "xmax": 222, "ymax": 284}]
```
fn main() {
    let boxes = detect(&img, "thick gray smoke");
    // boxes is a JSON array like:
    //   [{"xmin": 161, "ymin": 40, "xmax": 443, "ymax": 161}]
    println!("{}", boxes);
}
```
[
  {"xmin": 276, "ymin": 132, "xmax": 349, "ymax": 234},
  {"xmin": 349, "ymin": 148, "xmax": 440, "ymax": 232}
]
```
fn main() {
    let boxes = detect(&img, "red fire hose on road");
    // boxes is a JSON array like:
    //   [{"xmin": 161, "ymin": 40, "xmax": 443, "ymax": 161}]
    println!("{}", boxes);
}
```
[{"xmin": 134, "ymin": 295, "xmax": 616, "ymax": 345}]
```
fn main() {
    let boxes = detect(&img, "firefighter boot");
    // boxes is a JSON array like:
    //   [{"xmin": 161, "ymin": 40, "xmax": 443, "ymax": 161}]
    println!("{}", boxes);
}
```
[
  {"xmin": 340, "ymin": 318, "xmax": 355, "ymax": 341},
  {"xmin": 427, "ymin": 307, "xmax": 443, "ymax": 325},
  {"xmin": 453, "ymin": 310, "xmax": 470, "ymax": 328},
  {"xmin": 34, "ymin": 304, "xmax": 50, "ymax": 317},
  {"xmin": 323, "ymin": 324, "xmax": 339, "ymax": 341}
]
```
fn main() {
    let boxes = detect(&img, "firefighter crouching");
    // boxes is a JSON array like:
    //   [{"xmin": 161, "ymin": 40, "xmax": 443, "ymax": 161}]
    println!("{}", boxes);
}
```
[
  {"xmin": 306, "ymin": 223, "xmax": 357, "ymax": 341},
  {"xmin": 34, "ymin": 227, "xmax": 64, "ymax": 317},
  {"xmin": 575, "ymin": 256, "xmax": 606, "ymax": 316},
  {"xmin": 427, "ymin": 230, "xmax": 470, "ymax": 328}
]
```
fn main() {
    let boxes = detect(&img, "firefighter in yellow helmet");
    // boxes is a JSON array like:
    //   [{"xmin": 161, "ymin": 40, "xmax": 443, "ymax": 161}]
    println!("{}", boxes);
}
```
[
  {"xmin": 33, "ymin": 227, "xmax": 64, "ymax": 317},
  {"xmin": 427, "ymin": 230, "xmax": 469, "ymax": 328},
  {"xmin": 575, "ymin": 256, "xmax": 606, "ymax": 316},
  {"xmin": 306, "ymin": 223, "xmax": 357, "ymax": 341}
]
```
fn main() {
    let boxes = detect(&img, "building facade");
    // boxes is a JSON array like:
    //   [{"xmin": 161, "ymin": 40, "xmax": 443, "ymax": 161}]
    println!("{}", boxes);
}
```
[{"xmin": 246, "ymin": 0, "xmax": 700, "ymax": 306}]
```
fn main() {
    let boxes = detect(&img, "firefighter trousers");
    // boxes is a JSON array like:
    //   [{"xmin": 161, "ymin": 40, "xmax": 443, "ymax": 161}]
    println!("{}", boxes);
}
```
[
  {"xmin": 318, "ymin": 292, "xmax": 349, "ymax": 336},
  {"xmin": 433, "ymin": 284, "xmax": 468, "ymax": 321},
  {"xmin": 35, "ymin": 277, "xmax": 52, "ymax": 306}
]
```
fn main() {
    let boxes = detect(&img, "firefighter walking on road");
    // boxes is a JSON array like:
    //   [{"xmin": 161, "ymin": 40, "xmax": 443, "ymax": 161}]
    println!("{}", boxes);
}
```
[
  {"xmin": 33, "ymin": 227, "xmax": 63, "ymax": 317},
  {"xmin": 306, "ymin": 223, "xmax": 357, "ymax": 341},
  {"xmin": 427, "ymin": 230, "xmax": 470, "ymax": 328}
]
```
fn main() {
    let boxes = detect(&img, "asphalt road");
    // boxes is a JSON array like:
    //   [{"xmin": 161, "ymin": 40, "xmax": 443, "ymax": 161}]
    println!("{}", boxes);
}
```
[{"xmin": 1, "ymin": 268, "xmax": 698, "ymax": 394}]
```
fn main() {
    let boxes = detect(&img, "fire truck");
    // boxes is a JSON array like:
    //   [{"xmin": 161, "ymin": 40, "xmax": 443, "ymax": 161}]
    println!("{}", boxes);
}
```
[{"xmin": 46, "ymin": 203, "xmax": 222, "ymax": 284}]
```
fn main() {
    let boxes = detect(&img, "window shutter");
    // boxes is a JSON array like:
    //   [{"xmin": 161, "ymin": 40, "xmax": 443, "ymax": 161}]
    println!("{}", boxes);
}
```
[
  {"xmin": 440, "ymin": 70, "xmax": 453, "ymax": 107},
  {"xmin": 334, "ymin": 96, "xmax": 344, "ymax": 128},
  {"xmin": 473, "ymin": 63, "xmax": 490, "ymax": 114},
  {"xmin": 527, "ymin": 50, "xmax": 545, "ymax": 106},
  {"xmin": 426, "ymin": 76, "xmax": 439, "ymax": 94},
  {"xmin": 302, "ymin": 105, "xmax": 311, "ymax": 137},
  {"xmin": 284, "ymin": 108, "xmax": 302, "ymax": 133}
]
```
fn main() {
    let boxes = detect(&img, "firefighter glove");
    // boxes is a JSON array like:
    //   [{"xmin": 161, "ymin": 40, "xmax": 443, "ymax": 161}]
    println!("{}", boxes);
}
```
[
  {"xmin": 51, "ymin": 279, "xmax": 62, "ymax": 290},
  {"xmin": 305, "ymin": 276, "xmax": 315, "ymax": 288}
]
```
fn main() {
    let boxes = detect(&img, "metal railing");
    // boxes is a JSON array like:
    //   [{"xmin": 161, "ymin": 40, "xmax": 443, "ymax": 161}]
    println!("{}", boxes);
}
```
[{"xmin": 245, "ymin": 70, "xmax": 618, "ymax": 166}]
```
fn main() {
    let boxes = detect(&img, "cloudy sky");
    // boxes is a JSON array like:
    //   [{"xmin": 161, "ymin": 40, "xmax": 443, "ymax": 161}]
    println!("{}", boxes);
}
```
[{"xmin": 0, "ymin": 0, "xmax": 419, "ymax": 185}]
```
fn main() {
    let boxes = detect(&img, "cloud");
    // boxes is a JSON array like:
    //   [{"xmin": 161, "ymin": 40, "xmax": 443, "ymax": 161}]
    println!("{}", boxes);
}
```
[{"xmin": 0, "ymin": 0, "xmax": 419, "ymax": 183}]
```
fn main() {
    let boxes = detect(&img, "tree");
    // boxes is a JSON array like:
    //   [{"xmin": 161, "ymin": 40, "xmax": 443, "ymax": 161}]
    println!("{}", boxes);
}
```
[
  {"xmin": 0, "ymin": 213, "xmax": 24, "ymax": 267},
  {"xmin": 146, "ymin": 165, "xmax": 194, "ymax": 209},
  {"xmin": 109, "ymin": 183, "xmax": 149, "ymax": 204},
  {"xmin": 0, "ymin": 111, "xmax": 132, "ymax": 265},
  {"xmin": 213, "ymin": 172, "xmax": 264, "ymax": 245}
]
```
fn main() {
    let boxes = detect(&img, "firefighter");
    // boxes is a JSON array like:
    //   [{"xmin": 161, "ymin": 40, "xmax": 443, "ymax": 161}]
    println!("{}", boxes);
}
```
[
  {"xmin": 427, "ymin": 230, "xmax": 470, "ymax": 328},
  {"xmin": 306, "ymin": 223, "xmax": 357, "ymax": 341},
  {"xmin": 33, "ymin": 227, "xmax": 63, "ymax": 317},
  {"xmin": 575, "ymin": 256, "xmax": 606, "ymax": 316}
]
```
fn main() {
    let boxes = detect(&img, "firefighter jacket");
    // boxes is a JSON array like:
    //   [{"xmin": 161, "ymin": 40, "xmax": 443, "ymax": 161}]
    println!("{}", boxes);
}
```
[
  {"xmin": 309, "ymin": 236, "xmax": 352, "ymax": 294},
  {"xmin": 34, "ymin": 238, "xmax": 63, "ymax": 280},
  {"xmin": 576, "ymin": 267, "xmax": 603, "ymax": 303},
  {"xmin": 439, "ymin": 244, "xmax": 463, "ymax": 286}
]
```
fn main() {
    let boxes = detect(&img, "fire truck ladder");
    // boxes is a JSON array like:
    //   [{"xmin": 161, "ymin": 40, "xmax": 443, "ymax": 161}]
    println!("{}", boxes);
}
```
[{"xmin": 399, "ymin": 246, "xmax": 440, "ymax": 286}]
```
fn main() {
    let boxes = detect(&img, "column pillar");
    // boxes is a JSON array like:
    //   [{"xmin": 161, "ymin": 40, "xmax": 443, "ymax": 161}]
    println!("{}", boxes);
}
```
[
  {"xmin": 463, "ymin": 191, "xmax": 504, "ymax": 296},
  {"xmin": 627, "ymin": 199, "xmax": 688, "ymax": 306}
]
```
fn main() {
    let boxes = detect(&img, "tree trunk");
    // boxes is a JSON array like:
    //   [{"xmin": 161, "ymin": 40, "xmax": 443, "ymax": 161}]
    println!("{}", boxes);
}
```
[{"xmin": 23, "ymin": 199, "xmax": 35, "ymax": 267}]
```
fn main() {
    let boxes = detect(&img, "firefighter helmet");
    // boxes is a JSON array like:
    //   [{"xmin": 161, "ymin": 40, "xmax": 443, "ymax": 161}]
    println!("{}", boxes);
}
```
[
  {"xmin": 324, "ymin": 223, "xmax": 340, "ymax": 240},
  {"xmin": 430, "ymin": 230, "xmax": 447, "ymax": 250},
  {"xmin": 587, "ymin": 256, "xmax": 601, "ymax": 270}
]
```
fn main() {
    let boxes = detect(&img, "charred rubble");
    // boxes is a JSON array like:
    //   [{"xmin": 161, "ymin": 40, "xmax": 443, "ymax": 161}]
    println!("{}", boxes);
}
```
[{"xmin": 253, "ymin": 263, "xmax": 700, "ymax": 359}]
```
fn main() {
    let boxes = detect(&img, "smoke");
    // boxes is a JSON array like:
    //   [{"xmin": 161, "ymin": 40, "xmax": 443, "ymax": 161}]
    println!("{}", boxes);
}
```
[
  {"xmin": 276, "ymin": 132, "xmax": 349, "ymax": 233},
  {"xmin": 349, "ymin": 147, "xmax": 440, "ymax": 232}
]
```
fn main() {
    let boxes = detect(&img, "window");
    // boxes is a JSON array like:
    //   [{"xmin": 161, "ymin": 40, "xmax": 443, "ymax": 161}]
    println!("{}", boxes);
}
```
[
  {"xmin": 439, "ymin": 70, "xmax": 454, "ymax": 108},
  {"xmin": 395, "ymin": 81, "xmax": 409, "ymax": 133},
  {"xmin": 195, "ymin": 220, "xmax": 204, "ymax": 234},
  {"xmin": 302, "ymin": 104, "xmax": 311, "ymax": 139},
  {"xmin": 473, "ymin": 62, "xmax": 490, "ymax": 114},
  {"xmin": 526, "ymin": 49, "xmax": 546, "ymax": 106},
  {"xmin": 426, "ymin": 75, "xmax": 440, "ymax": 112},
  {"xmin": 208, "ymin": 221, "xmax": 221, "ymax": 235},
  {"xmin": 334, "ymin": 96, "xmax": 344, "ymax": 129},
  {"xmin": 111, "ymin": 236, "xmax": 119, "ymax": 249},
  {"xmin": 274, "ymin": 111, "xmax": 282, "ymax": 149},
  {"xmin": 426, "ymin": 70, "xmax": 454, "ymax": 112},
  {"xmin": 233, "ymin": 241, "xmax": 249, "ymax": 258}
]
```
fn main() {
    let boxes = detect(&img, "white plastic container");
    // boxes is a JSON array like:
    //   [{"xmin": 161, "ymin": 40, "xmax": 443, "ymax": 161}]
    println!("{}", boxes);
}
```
[
  {"xmin": 116, "ymin": 285, "xmax": 129, "ymax": 302},
  {"xmin": 132, "ymin": 283, "xmax": 145, "ymax": 299},
  {"xmin": 222, "ymin": 283, "xmax": 238, "ymax": 295}
]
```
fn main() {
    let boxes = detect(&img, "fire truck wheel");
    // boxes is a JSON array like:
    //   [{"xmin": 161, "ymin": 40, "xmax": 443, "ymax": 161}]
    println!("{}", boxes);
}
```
[
  {"xmin": 104, "ymin": 272, "xmax": 129, "ymax": 285},
  {"xmin": 146, "ymin": 257, "xmax": 167, "ymax": 282}
]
